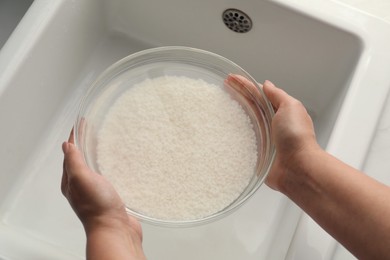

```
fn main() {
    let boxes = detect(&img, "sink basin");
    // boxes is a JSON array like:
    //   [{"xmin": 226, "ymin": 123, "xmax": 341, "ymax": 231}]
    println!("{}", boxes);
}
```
[
  {"xmin": 0, "ymin": 0, "xmax": 34, "ymax": 50},
  {"xmin": 0, "ymin": 0, "xmax": 390, "ymax": 259}
]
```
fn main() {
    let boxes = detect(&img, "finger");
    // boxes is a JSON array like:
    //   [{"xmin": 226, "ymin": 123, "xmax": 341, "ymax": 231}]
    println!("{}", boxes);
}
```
[
  {"xmin": 63, "ymin": 141, "xmax": 92, "ymax": 179},
  {"xmin": 224, "ymin": 74, "xmax": 266, "ymax": 162},
  {"xmin": 229, "ymin": 74, "xmax": 263, "ymax": 93},
  {"xmin": 61, "ymin": 146, "xmax": 69, "ymax": 196},
  {"xmin": 224, "ymin": 74, "xmax": 253, "ymax": 101},
  {"xmin": 68, "ymin": 128, "xmax": 75, "ymax": 144},
  {"xmin": 224, "ymin": 74, "xmax": 261, "ymax": 117},
  {"xmin": 262, "ymin": 80, "xmax": 291, "ymax": 109},
  {"xmin": 224, "ymin": 74, "xmax": 263, "ymax": 101},
  {"xmin": 61, "ymin": 168, "xmax": 69, "ymax": 196}
]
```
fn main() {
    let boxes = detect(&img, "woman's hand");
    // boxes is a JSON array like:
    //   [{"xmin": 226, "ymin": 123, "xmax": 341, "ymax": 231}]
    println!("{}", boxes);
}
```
[
  {"xmin": 62, "ymin": 130, "xmax": 145, "ymax": 259},
  {"xmin": 224, "ymin": 75, "xmax": 320, "ymax": 191}
]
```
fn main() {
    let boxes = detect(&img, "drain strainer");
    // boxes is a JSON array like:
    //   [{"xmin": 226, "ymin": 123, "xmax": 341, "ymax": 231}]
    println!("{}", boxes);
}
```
[{"xmin": 222, "ymin": 8, "xmax": 252, "ymax": 33}]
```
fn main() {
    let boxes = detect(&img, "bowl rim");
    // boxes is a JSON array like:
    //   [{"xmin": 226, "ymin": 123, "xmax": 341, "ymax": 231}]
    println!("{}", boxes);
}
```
[{"xmin": 74, "ymin": 46, "xmax": 276, "ymax": 227}]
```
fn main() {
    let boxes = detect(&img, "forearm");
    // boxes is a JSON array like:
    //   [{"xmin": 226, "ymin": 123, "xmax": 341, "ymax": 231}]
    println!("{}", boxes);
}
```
[
  {"xmin": 281, "ymin": 148, "xmax": 390, "ymax": 260},
  {"xmin": 84, "ymin": 218, "xmax": 146, "ymax": 260}
]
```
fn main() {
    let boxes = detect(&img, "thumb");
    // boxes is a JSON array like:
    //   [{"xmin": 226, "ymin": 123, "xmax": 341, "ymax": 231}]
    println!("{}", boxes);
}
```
[
  {"xmin": 62, "ymin": 141, "xmax": 92, "ymax": 179},
  {"xmin": 262, "ymin": 80, "xmax": 291, "ymax": 109}
]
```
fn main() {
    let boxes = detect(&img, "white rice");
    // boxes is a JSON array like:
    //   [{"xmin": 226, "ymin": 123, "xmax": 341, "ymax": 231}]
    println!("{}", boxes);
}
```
[{"xmin": 96, "ymin": 75, "xmax": 257, "ymax": 220}]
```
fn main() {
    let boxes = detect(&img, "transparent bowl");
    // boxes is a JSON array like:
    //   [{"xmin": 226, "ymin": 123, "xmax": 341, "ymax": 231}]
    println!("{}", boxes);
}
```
[{"xmin": 75, "ymin": 46, "xmax": 275, "ymax": 227}]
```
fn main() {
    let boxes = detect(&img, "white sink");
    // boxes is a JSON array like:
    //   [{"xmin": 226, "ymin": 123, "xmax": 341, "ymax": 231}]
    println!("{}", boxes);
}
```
[
  {"xmin": 1, "ymin": 0, "xmax": 390, "ymax": 259},
  {"xmin": 0, "ymin": 0, "xmax": 34, "ymax": 49}
]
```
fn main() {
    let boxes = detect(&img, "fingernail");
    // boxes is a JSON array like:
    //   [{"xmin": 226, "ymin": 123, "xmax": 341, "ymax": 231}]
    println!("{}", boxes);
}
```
[{"xmin": 62, "ymin": 142, "xmax": 69, "ymax": 154}]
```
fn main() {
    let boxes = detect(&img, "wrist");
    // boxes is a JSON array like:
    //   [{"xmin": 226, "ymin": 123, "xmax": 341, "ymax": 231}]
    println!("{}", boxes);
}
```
[
  {"xmin": 86, "ymin": 219, "xmax": 141, "ymax": 244},
  {"xmin": 83, "ymin": 213, "xmax": 127, "ymax": 231},
  {"xmin": 83, "ymin": 211, "xmax": 141, "ymax": 238},
  {"xmin": 278, "ymin": 142, "xmax": 324, "ymax": 196},
  {"xmin": 85, "ymin": 215, "xmax": 145, "ymax": 260}
]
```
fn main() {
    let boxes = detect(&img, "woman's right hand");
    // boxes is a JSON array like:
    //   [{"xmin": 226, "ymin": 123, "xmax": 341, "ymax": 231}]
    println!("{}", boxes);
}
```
[
  {"xmin": 261, "ymin": 80, "xmax": 320, "ymax": 191},
  {"xmin": 224, "ymin": 75, "xmax": 320, "ymax": 192}
]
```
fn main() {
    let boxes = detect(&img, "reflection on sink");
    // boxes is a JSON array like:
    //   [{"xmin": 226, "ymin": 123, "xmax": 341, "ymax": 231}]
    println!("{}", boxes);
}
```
[{"xmin": 0, "ymin": 0, "xmax": 389, "ymax": 259}]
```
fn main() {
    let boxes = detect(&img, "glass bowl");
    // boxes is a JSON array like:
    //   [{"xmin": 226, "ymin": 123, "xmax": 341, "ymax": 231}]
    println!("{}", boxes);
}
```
[{"xmin": 75, "ymin": 46, "xmax": 275, "ymax": 227}]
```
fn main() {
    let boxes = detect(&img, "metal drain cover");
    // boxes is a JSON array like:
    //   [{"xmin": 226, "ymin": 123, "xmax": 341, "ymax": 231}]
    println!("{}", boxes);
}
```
[{"xmin": 222, "ymin": 8, "xmax": 252, "ymax": 33}]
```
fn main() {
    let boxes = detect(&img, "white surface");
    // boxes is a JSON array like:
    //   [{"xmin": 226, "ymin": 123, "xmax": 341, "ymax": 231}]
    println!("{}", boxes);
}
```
[
  {"xmin": 330, "ymin": 1, "xmax": 390, "ymax": 259},
  {"xmin": 336, "ymin": 0, "xmax": 390, "ymax": 22},
  {"xmin": 0, "ymin": 0, "xmax": 390, "ymax": 259}
]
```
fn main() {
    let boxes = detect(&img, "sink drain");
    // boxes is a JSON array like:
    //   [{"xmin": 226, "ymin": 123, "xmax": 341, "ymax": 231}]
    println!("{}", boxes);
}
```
[{"xmin": 222, "ymin": 8, "xmax": 252, "ymax": 33}]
